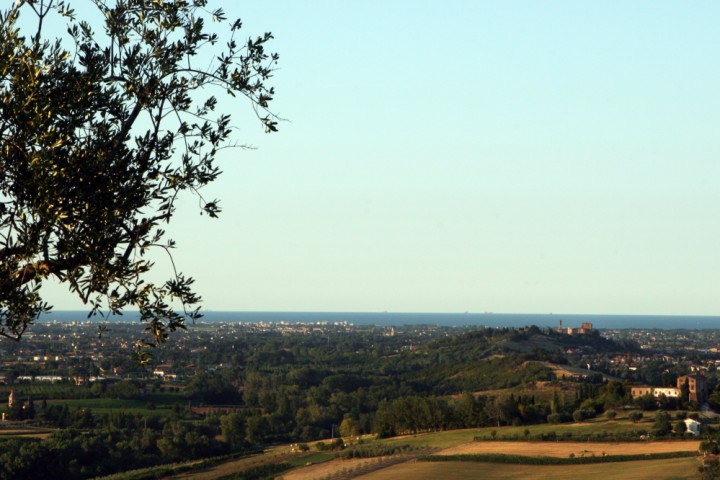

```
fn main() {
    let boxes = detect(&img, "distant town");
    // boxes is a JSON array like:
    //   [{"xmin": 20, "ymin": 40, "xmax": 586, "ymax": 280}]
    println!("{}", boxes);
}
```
[
  {"xmin": 0, "ymin": 319, "xmax": 719, "ymax": 478},
  {"xmin": 2, "ymin": 319, "xmax": 720, "ymax": 395}
]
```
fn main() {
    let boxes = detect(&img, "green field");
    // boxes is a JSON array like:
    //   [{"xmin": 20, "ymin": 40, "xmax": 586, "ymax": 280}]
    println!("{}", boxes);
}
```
[
  {"xmin": 47, "ymin": 400, "xmax": 167, "ymax": 416},
  {"xmin": 1, "ymin": 384, "xmax": 84, "ymax": 399},
  {"xmin": 378, "ymin": 419, "xmax": 655, "ymax": 450},
  {"xmin": 0, "ymin": 428, "xmax": 53, "ymax": 439}
]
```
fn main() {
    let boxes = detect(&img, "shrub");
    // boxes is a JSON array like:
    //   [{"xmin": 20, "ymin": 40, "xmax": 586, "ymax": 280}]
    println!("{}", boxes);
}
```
[
  {"xmin": 628, "ymin": 411, "xmax": 643, "ymax": 423},
  {"xmin": 547, "ymin": 413, "xmax": 561, "ymax": 424},
  {"xmin": 700, "ymin": 440, "xmax": 720, "ymax": 455},
  {"xmin": 315, "ymin": 438, "xmax": 345, "ymax": 452}
]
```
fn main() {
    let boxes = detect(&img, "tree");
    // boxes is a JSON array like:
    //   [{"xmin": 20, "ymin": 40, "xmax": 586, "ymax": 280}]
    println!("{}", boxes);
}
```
[
  {"xmin": 680, "ymin": 378, "xmax": 690, "ymax": 408},
  {"xmin": 546, "ymin": 413, "xmax": 561, "ymax": 424},
  {"xmin": 572, "ymin": 409, "xmax": 586, "ymax": 423},
  {"xmin": 628, "ymin": 411, "xmax": 643, "ymax": 423},
  {"xmin": 245, "ymin": 415, "xmax": 268, "ymax": 445},
  {"xmin": 0, "ymin": 0, "xmax": 278, "ymax": 350},
  {"xmin": 339, "ymin": 415, "xmax": 359, "ymax": 439},
  {"xmin": 219, "ymin": 413, "xmax": 245, "ymax": 448},
  {"xmin": 700, "ymin": 440, "xmax": 720, "ymax": 455},
  {"xmin": 652, "ymin": 411, "xmax": 672, "ymax": 436},
  {"xmin": 186, "ymin": 370, "xmax": 241, "ymax": 404},
  {"xmin": 674, "ymin": 419, "xmax": 687, "ymax": 435},
  {"xmin": 634, "ymin": 394, "xmax": 657, "ymax": 411}
]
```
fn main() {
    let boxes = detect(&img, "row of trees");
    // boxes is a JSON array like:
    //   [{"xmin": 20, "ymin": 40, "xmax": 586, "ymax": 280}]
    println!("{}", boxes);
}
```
[{"xmin": 0, "ymin": 417, "xmax": 226, "ymax": 479}]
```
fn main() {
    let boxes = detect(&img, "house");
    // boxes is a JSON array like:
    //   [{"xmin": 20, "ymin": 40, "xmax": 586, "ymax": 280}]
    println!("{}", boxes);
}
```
[
  {"xmin": 630, "ymin": 386, "xmax": 653, "ymax": 399},
  {"xmin": 683, "ymin": 418, "xmax": 707, "ymax": 436},
  {"xmin": 630, "ymin": 386, "xmax": 680, "ymax": 399},
  {"xmin": 631, "ymin": 373, "xmax": 708, "ymax": 403},
  {"xmin": 152, "ymin": 364, "xmax": 174, "ymax": 379},
  {"xmin": 653, "ymin": 387, "xmax": 680, "ymax": 398}
]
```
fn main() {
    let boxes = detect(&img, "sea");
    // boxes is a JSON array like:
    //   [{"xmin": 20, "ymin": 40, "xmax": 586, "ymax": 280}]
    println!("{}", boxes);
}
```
[{"xmin": 37, "ymin": 311, "xmax": 720, "ymax": 330}]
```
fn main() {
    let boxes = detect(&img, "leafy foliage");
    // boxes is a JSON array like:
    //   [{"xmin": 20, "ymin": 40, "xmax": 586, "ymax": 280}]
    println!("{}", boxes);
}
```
[{"xmin": 0, "ymin": 0, "xmax": 277, "ymax": 347}]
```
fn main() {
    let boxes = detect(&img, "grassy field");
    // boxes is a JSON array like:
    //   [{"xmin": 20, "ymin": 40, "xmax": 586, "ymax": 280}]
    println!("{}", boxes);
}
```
[
  {"xmin": 46, "ymin": 398, "xmax": 170, "ymax": 416},
  {"xmin": 0, "ymin": 428, "xmax": 53, "ymax": 439},
  {"xmin": 352, "ymin": 457, "xmax": 701, "ymax": 480},
  {"xmin": 1, "ymin": 384, "xmax": 82, "ymax": 398},
  {"xmin": 168, "ymin": 449, "xmax": 307, "ymax": 480},
  {"xmin": 378, "ymin": 419, "xmax": 655, "ymax": 450}
]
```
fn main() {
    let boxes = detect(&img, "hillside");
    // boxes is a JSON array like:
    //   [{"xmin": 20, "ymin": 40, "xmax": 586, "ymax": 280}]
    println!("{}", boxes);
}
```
[{"xmin": 404, "ymin": 326, "xmax": 633, "ymax": 395}]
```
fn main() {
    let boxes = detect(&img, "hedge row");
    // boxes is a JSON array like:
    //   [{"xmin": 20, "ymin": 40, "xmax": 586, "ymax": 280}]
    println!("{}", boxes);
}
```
[
  {"xmin": 474, "ymin": 431, "xmax": 654, "ymax": 442},
  {"xmin": 339, "ymin": 444, "xmax": 415, "ymax": 459},
  {"xmin": 419, "ymin": 451, "xmax": 697, "ymax": 465}
]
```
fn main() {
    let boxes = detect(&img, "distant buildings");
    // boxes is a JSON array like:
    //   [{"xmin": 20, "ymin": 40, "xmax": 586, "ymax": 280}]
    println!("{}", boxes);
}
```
[
  {"xmin": 677, "ymin": 374, "xmax": 708, "ymax": 404},
  {"xmin": 630, "ymin": 374, "xmax": 708, "ymax": 404},
  {"xmin": 556, "ymin": 321, "xmax": 593, "ymax": 335}
]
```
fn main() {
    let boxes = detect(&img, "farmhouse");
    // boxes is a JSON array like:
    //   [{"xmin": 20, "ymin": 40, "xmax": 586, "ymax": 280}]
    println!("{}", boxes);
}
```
[
  {"xmin": 631, "ymin": 374, "xmax": 708, "ymax": 403},
  {"xmin": 630, "ymin": 386, "xmax": 653, "ymax": 398},
  {"xmin": 654, "ymin": 387, "xmax": 681, "ymax": 398},
  {"xmin": 683, "ymin": 417, "xmax": 707, "ymax": 436},
  {"xmin": 630, "ymin": 386, "xmax": 680, "ymax": 399}
]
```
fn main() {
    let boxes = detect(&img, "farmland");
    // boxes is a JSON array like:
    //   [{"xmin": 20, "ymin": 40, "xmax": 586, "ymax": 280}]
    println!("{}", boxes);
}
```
[
  {"xmin": 439, "ymin": 440, "xmax": 700, "ymax": 457},
  {"xmin": 0, "ymin": 321, "xmax": 717, "ymax": 479},
  {"xmin": 352, "ymin": 458, "xmax": 701, "ymax": 480},
  {"xmin": 167, "ymin": 420, "xmax": 704, "ymax": 480}
]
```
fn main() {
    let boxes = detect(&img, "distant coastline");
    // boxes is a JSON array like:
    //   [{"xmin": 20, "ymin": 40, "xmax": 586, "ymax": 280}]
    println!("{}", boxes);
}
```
[{"xmin": 37, "ymin": 311, "xmax": 720, "ymax": 329}]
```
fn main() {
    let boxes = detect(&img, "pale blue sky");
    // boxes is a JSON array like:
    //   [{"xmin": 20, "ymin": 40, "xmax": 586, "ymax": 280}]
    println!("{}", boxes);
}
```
[{"xmin": 49, "ymin": 1, "xmax": 720, "ymax": 315}]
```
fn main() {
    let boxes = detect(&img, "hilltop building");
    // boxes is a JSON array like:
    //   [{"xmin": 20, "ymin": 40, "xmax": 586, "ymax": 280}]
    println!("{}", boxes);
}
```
[{"xmin": 558, "ymin": 320, "xmax": 593, "ymax": 335}]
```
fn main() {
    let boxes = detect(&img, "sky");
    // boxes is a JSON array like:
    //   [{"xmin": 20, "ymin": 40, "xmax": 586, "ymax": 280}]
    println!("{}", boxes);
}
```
[{"xmin": 46, "ymin": 1, "xmax": 720, "ymax": 315}]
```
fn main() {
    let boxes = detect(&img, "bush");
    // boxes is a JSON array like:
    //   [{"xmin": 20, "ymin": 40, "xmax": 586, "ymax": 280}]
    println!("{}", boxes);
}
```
[
  {"xmin": 315, "ymin": 438, "xmax": 345, "ymax": 452},
  {"xmin": 628, "ymin": 411, "xmax": 643, "ymax": 423},
  {"xmin": 700, "ymin": 440, "xmax": 720, "ymax": 455}
]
